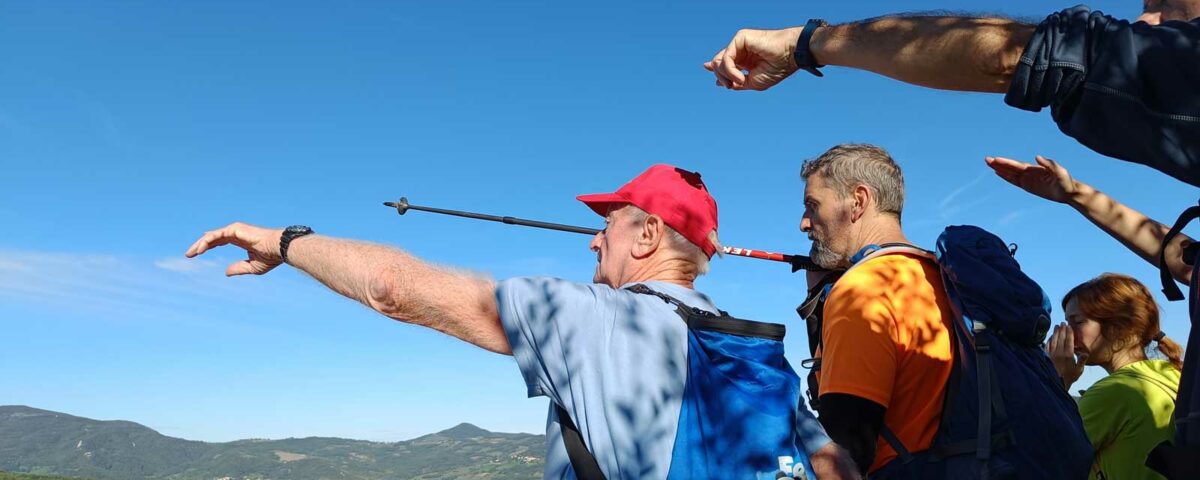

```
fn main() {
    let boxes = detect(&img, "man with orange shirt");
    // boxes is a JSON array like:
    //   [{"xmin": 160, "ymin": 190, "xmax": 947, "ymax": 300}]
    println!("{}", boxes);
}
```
[{"xmin": 800, "ymin": 143, "xmax": 956, "ymax": 476}]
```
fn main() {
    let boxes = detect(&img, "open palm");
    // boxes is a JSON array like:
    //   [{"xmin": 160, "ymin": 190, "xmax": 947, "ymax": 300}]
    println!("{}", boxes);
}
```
[{"xmin": 985, "ymin": 155, "xmax": 1076, "ymax": 204}]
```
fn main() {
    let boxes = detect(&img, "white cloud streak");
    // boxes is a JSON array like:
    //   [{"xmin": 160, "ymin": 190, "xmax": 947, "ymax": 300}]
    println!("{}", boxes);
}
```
[
  {"xmin": 0, "ymin": 249, "xmax": 291, "ymax": 323},
  {"xmin": 938, "ymin": 171, "xmax": 993, "ymax": 219},
  {"xmin": 154, "ymin": 257, "xmax": 218, "ymax": 273},
  {"xmin": 997, "ymin": 210, "xmax": 1028, "ymax": 226}
]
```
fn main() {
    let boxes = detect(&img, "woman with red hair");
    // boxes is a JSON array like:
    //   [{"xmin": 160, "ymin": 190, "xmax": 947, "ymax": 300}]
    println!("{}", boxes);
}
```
[{"xmin": 1051, "ymin": 273, "xmax": 1184, "ymax": 480}]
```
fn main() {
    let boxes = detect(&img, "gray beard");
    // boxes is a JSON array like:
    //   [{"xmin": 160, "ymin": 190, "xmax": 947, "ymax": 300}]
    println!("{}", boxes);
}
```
[{"xmin": 809, "ymin": 240, "xmax": 848, "ymax": 270}]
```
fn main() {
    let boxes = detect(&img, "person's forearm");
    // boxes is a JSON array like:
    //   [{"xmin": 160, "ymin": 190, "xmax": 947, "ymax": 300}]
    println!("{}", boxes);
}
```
[
  {"xmin": 286, "ymin": 235, "xmax": 509, "ymax": 353},
  {"xmin": 1066, "ymin": 182, "xmax": 1194, "ymax": 284},
  {"xmin": 811, "ymin": 15, "xmax": 1033, "ymax": 93},
  {"xmin": 810, "ymin": 442, "xmax": 863, "ymax": 480}
]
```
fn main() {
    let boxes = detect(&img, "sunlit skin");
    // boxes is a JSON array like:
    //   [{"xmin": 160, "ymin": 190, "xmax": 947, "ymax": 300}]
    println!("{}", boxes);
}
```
[
  {"xmin": 799, "ymin": 174, "xmax": 908, "ymax": 270},
  {"xmin": 590, "ymin": 207, "xmax": 640, "ymax": 286},
  {"xmin": 1064, "ymin": 298, "xmax": 1107, "ymax": 364},
  {"xmin": 1063, "ymin": 298, "xmax": 1144, "ymax": 372},
  {"xmin": 800, "ymin": 175, "xmax": 856, "ymax": 269},
  {"xmin": 1136, "ymin": 0, "xmax": 1200, "ymax": 24},
  {"xmin": 1048, "ymin": 297, "xmax": 1148, "ymax": 389},
  {"xmin": 588, "ymin": 205, "xmax": 699, "ymax": 289}
]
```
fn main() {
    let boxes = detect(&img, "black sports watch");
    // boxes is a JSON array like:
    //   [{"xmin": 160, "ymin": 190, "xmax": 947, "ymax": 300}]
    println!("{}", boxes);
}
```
[
  {"xmin": 279, "ymin": 225, "xmax": 314, "ymax": 264},
  {"xmin": 794, "ymin": 18, "xmax": 829, "ymax": 77}
]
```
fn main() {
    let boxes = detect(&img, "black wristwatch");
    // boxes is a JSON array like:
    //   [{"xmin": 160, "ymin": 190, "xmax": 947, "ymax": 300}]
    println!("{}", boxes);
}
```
[
  {"xmin": 279, "ymin": 225, "xmax": 314, "ymax": 264},
  {"xmin": 794, "ymin": 18, "xmax": 828, "ymax": 77}
]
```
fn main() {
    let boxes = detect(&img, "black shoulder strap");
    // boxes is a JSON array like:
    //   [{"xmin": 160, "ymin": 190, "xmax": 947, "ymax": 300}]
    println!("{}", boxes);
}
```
[
  {"xmin": 626, "ymin": 283, "xmax": 785, "ymax": 341},
  {"xmin": 626, "ymin": 283, "xmax": 722, "ymax": 317},
  {"xmin": 556, "ymin": 405, "xmax": 606, "ymax": 480},
  {"xmin": 798, "ymin": 272, "xmax": 842, "ymax": 411},
  {"xmin": 1159, "ymin": 202, "xmax": 1200, "ymax": 301}
]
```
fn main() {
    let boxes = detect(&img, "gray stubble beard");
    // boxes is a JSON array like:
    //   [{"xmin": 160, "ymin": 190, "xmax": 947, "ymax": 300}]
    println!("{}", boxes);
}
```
[{"xmin": 809, "ymin": 239, "xmax": 848, "ymax": 270}]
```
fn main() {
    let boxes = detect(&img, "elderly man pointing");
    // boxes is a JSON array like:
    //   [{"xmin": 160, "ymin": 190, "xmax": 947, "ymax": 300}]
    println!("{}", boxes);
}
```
[{"xmin": 186, "ymin": 164, "xmax": 856, "ymax": 480}]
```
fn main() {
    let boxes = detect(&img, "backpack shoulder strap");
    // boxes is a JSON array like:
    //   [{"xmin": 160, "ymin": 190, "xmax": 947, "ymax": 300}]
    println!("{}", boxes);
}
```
[
  {"xmin": 1159, "ymin": 202, "xmax": 1200, "ymax": 301},
  {"xmin": 556, "ymin": 405, "xmax": 607, "ymax": 480},
  {"xmin": 626, "ymin": 283, "xmax": 786, "ymax": 341},
  {"xmin": 847, "ymin": 243, "xmax": 935, "ymax": 273}
]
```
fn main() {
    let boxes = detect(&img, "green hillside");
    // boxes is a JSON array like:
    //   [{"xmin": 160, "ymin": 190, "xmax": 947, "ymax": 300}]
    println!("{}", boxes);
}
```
[
  {"xmin": 0, "ymin": 472, "xmax": 85, "ymax": 480},
  {"xmin": 0, "ymin": 406, "xmax": 543, "ymax": 480}
]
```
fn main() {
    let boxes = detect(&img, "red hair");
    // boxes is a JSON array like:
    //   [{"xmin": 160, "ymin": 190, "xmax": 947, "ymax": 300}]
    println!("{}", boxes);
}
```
[{"xmin": 1062, "ymin": 273, "xmax": 1183, "ymax": 370}]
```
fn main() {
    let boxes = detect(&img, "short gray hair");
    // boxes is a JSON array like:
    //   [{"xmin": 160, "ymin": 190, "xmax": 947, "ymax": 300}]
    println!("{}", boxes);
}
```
[
  {"xmin": 625, "ymin": 206, "xmax": 720, "ymax": 276},
  {"xmin": 800, "ymin": 143, "xmax": 905, "ymax": 219}
]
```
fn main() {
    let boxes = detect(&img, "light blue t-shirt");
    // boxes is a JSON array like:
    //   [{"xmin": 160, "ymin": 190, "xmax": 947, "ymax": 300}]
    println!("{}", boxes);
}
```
[{"xmin": 496, "ymin": 277, "xmax": 830, "ymax": 479}]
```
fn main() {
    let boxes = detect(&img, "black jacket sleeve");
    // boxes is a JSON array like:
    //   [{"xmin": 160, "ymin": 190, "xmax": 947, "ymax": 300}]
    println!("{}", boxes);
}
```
[
  {"xmin": 1005, "ymin": 6, "xmax": 1200, "ymax": 187},
  {"xmin": 817, "ymin": 392, "xmax": 887, "ymax": 475}
]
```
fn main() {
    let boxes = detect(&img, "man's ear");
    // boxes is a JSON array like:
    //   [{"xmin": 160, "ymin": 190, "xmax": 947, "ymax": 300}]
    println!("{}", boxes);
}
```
[
  {"xmin": 633, "ymin": 214, "xmax": 664, "ymax": 258},
  {"xmin": 850, "ymin": 184, "xmax": 872, "ymax": 222}
]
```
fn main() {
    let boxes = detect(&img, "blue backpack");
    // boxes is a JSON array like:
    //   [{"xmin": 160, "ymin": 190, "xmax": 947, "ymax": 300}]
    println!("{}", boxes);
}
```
[
  {"xmin": 558, "ymin": 284, "xmax": 819, "ymax": 480},
  {"xmin": 848, "ymin": 226, "xmax": 1093, "ymax": 479}
]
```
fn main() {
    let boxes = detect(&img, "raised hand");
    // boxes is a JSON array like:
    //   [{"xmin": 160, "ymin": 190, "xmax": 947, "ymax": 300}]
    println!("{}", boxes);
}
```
[
  {"xmin": 703, "ymin": 27, "xmax": 803, "ymax": 91},
  {"xmin": 1045, "ymin": 322, "xmax": 1087, "ymax": 389},
  {"xmin": 985, "ymin": 155, "xmax": 1079, "ymax": 204},
  {"xmin": 185, "ymin": 222, "xmax": 285, "ymax": 276}
]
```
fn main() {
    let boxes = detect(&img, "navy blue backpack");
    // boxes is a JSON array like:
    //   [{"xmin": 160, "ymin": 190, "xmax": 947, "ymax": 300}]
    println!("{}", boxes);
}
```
[{"xmin": 859, "ymin": 226, "xmax": 1093, "ymax": 479}]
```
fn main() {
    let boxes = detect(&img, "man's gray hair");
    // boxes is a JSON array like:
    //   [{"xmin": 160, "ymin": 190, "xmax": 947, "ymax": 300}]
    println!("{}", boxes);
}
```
[
  {"xmin": 626, "ymin": 206, "xmax": 720, "ymax": 276},
  {"xmin": 800, "ymin": 143, "xmax": 905, "ymax": 219}
]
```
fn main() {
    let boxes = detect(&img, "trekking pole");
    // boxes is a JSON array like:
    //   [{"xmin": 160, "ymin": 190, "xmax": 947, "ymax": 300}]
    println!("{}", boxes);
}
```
[{"xmin": 383, "ymin": 197, "xmax": 823, "ymax": 272}]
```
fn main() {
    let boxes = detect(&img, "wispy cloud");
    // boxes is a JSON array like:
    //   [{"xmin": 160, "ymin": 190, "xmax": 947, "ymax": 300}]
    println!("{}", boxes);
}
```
[
  {"xmin": 0, "ymin": 257, "xmax": 31, "ymax": 272},
  {"xmin": 938, "ymin": 171, "xmax": 993, "ymax": 218},
  {"xmin": 154, "ymin": 257, "xmax": 218, "ymax": 273},
  {"xmin": 997, "ymin": 210, "xmax": 1028, "ymax": 226},
  {"xmin": 0, "ymin": 249, "xmax": 296, "ymax": 323}
]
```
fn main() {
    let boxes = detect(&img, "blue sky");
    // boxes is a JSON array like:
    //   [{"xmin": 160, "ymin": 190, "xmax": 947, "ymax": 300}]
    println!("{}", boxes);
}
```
[{"xmin": 1, "ymin": 0, "xmax": 1194, "ymax": 442}]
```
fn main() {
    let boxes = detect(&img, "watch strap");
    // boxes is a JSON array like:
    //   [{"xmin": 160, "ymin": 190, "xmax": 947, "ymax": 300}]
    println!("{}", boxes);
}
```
[
  {"xmin": 280, "ymin": 225, "xmax": 314, "ymax": 264},
  {"xmin": 794, "ymin": 19, "xmax": 829, "ymax": 77}
]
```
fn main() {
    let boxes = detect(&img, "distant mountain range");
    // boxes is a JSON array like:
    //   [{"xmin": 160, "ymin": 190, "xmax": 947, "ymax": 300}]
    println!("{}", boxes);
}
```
[{"xmin": 0, "ymin": 406, "xmax": 544, "ymax": 480}]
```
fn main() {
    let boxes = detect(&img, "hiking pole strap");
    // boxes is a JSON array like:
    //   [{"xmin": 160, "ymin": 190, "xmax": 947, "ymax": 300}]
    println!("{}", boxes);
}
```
[
  {"xmin": 1160, "ymin": 204, "xmax": 1200, "ymax": 301},
  {"xmin": 556, "ymin": 405, "xmax": 607, "ymax": 480}
]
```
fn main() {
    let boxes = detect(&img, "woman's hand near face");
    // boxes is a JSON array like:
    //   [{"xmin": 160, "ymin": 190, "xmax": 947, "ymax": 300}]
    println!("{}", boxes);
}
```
[{"xmin": 1046, "ymin": 322, "xmax": 1088, "ymax": 389}]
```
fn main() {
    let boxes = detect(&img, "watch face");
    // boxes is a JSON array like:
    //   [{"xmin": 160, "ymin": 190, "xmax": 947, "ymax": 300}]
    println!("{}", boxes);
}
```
[{"xmin": 286, "ymin": 225, "xmax": 311, "ymax": 234}]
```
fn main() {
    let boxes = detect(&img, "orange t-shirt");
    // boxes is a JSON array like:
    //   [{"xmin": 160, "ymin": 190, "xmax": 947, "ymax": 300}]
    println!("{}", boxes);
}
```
[{"xmin": 817, "ymin": 252, "xmax": 955, "ymax": 473}]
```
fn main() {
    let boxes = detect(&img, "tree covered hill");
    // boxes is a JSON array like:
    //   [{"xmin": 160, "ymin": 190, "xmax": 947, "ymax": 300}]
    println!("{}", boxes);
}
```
[
  {"xmin": 0, "ymin": 472, "xmax": 84, "ymax": 480},
  {"xmin": 0, "ymin": 406, "xmax": 544, "ymax": 480}
]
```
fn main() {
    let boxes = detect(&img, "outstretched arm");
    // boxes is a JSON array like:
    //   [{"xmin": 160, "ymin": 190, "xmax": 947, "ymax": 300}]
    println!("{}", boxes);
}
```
[
  {"xmin": 185, "ymin": 223, "xmax": 510, "ymax": 354},
  {"xmin": 987, "ymin": 156, "xmax": 1194, "ymax": 284},
  {"xmin": 815, "ymin": 16, "xmax": 1031, "ymax": 93},
  {"xmin": 704, "ymin": 15, "xmax": 1032, "ymax": 92}
]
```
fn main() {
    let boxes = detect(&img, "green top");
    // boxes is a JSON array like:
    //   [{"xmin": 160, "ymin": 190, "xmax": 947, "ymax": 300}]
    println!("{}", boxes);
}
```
[{"xmin": 1080, "ymin": 359, "xmax": 1180, "ymax": 480}]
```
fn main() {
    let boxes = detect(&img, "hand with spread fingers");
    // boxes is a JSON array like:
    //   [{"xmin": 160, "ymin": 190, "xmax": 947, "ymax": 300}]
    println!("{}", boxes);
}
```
[
  {"xmin": 985, "ymin": 155, "xmax": 1080, "ymax": 204},
  {"xmin": 1045, "ymin": 322, "xmax": 1088, "ymax": 389},
  {"xmin": 185, "ymin": 222, "xmax": 285, "ymax": 276},
  {"xmin": 703, "ymin": 27, "xmax": 802, "ymax": 91}
]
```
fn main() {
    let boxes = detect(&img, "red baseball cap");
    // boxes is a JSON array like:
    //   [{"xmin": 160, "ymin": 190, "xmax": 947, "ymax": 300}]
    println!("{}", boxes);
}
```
[{"xmin": 576, "ymin": 164, "xmax": 719, "ymax": 257}]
